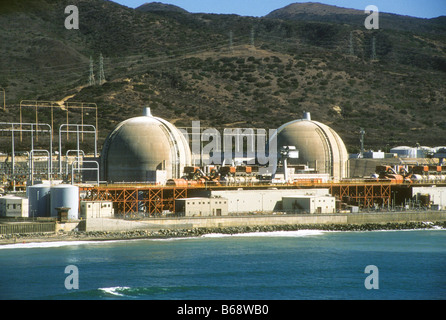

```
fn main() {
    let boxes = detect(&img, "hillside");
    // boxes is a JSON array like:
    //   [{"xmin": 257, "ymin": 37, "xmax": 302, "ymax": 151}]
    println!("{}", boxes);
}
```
[
  {"xmin": 0, "ymin": 0, "xmax": 445, "ymax": 155},
  {"xmin": 135, "ymin": 2, "xmax": 189, "ymax": 14},
  {"xmin": 266, "ymin": 2, "xmax": 446, "ymax": 34}
]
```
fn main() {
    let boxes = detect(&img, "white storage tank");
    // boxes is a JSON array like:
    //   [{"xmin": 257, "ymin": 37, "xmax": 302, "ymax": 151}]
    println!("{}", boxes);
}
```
[
  {"xmin": 50, "ymin": 184, "xmax": 79, "ymax": 220},
  {"xmin": 390, "ymin": 146, "xmax": 417, "ymax": 158},
  {"xmin": 27, "ymin": 184, "xmax": 51, "ymax": 217}
]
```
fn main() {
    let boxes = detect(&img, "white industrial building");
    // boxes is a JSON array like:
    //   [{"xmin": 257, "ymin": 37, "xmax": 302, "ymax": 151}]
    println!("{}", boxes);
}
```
[
  {"xmin": 80, "ymin": 200, "xmax": 114, "ymax": 219},
  {"xmin": 0, "ymin": 195, "xmax": 28, "ymax": 218},
  {"xmin": 188, "ymin": 189, "xmax": 331, "ymax": 214},
  {"xmin": 175, "ymin": 197, "xmax": 228, "ymax": 217},
  {"xmin": 282, "ymin": 195, "xmax": 336, "ymax": 214}
]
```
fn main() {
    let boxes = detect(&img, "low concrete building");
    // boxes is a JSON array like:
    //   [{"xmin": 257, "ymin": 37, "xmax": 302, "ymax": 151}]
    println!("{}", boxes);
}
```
[
  {"xmin": 282, "ymin": 195, "xmax": 336, "ymax": 214},
  {"xmin": 188, "ymin": 189, "xmax": 331, "ymax": 214},
  {"xmin": 175, "ymin": 197, "xmax": 228, "ymax": 217},
  {"xmin": 80, "ymin": 201, "xmax": 114, "ymax": 219},
  {"xmin": 0, "ymin": 196, "xmax": 28, "ymax": 218}
]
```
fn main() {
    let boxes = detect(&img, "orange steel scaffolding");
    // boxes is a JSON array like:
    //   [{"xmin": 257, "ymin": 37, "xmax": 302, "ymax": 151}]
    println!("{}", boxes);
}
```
[
  {"xmin": 80, "ymin": 181, "xmax": 395, "ymax": 215},
  {"xmin": 328, "ymin": 183, "xmax": 392, "ymax": 208},
  {"xmin": 80, "ymin": 185, "xmax": 189, "ymax": 216}
]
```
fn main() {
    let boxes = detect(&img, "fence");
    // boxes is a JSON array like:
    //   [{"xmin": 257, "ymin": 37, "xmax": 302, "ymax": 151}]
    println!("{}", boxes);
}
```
[{"xmin": 0, "ymin": 222, "xmax": 55, "ymax": 234}]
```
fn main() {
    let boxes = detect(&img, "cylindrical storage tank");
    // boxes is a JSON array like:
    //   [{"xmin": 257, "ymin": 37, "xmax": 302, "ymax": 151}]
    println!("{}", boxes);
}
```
[
  {"xmin": 50, "ymin": 184, "xmax": 79, "ymax": 220},
  {"xmin": 390, "ymin": 146, "xmax": 417, "ymax": 158},
  {"xmin": 27, "ymin": 184, "xmax": 51, "ymax": 217}
]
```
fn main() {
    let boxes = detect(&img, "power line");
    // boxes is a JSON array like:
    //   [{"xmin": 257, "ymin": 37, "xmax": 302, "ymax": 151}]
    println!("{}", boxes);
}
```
[{"xmin": 1, "ymin": 30, "xmax": 442, "ymax": 87}]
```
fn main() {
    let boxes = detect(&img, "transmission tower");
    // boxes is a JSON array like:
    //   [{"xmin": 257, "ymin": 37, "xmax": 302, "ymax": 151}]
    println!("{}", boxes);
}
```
[
  {"xmin": 98, "ymin": 53, "xmax": 106, "ymax": 85},
  {"xmin": 250, "ymin": 27, "xmax": 255, "ymax": 48},
  {"xmin": 89, "ymin": 56, "xmax": 95, "ymax": 86},
  {"xmin": 360, "ymin": 128, "xmax": 366, "ymax": 158},
  {"xmin": 349, "ymin": 31, "xmax": 354, "ymax": 56},
  {"xmin": 229, "ymin": 30, "xmax": 233, "ymax": 52},
  {"xmin": 371, "ymin": 36, "xmax": 377, "ymax": 61}
]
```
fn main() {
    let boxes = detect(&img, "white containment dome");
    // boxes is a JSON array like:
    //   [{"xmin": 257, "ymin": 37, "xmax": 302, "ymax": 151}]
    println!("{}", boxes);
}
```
[
  {"xmin": 100, "ymin": 108, "xmax": 192, "ymax": 183},
  {"xmin": 271, "ymin": 112, "xmax": 349, "ymax": 180}
]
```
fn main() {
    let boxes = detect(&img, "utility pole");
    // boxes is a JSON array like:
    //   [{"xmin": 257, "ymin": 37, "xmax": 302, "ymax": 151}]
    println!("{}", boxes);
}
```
[
  {"xmin": 89, "ymin": 56, "xmax": 95, "ymax": 86},
  {"xmin": 250, "ymin": 27, "xmax": 255, "ymax": 48},
  {"xmin": 229, "ymin": 30, "xmax": 233, "ymax": 53},
  {"xmin": 98, "ymin": 53, "xmax": 105, "ymax": 85}
]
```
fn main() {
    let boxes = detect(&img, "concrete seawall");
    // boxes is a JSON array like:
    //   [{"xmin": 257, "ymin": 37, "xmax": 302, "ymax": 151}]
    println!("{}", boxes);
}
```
[{"xmin": 85, "ymin": 211, "xmax": 446, "ymax": 232}]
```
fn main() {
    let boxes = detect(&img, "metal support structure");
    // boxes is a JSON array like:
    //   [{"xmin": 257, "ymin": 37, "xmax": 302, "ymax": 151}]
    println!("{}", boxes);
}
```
[
  {"xmin": 76, "ymin": 181, "xmax": 410, "ymax": 216},
  {"xmin": 359, "ymin": 128, "xmax": 365, "ymax": 158},
  {"xmin": 29, "ymin": 149, "xmax": 51, "ymax": 183},
  {"xmin": 98, "ymin": 53, "xmax": 105, "ymax": 85},
  {"xmin": 0, "ymin": 122, "xmax": 52, "ymax": 187},
  {"xmin": 71, "ymin": 160, "xmax": 99, "ymax": 186},
  {"xmin": 82, "ymin": 186, "xmax": 189, "ymax": 216},
  {"xmin": 19, "ymin": 100, "xmax": 98, "ymax": 145},
  {"xmin": 89, "ymin": 56, "xmax": 95, "ymax": 86},
  {"xmin": 371, "ymin": 36, "xmax": 377, "ymax": 61},
  {"xmin": 349, "ymin": 31, "xmax": 354, "ymax": 56},
  {"xmin": 58, "ymin": 124, "xmax": 97, "ymax": 174},
  {"xmin": 66, "ymin": 149, "xmax": 85, "ymax": 177},
  {"xmin": 329, "ymin": 183, "xmax": 392, "ymax": 209}
]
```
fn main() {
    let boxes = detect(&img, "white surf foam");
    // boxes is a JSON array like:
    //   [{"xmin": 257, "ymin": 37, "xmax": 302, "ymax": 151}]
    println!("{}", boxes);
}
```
[
  {"xmin": 201, "ymin": 230, "xmax": 326, "ymax": 238},
  {"xmin": 99, "ymin": 286, "xmax": 131, "ymax": 297}
]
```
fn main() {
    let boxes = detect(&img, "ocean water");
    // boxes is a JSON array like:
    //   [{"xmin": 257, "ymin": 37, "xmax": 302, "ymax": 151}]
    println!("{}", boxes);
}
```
[{"xmin": 0, "ymin": 229, "xmax": 445, "ymax": 300}]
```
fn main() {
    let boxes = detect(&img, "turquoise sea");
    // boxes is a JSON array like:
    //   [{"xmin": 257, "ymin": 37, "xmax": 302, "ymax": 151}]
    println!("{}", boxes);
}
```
[{"xmin": 0, "ymin": 229, "xmax": 445, "ymax": 301}]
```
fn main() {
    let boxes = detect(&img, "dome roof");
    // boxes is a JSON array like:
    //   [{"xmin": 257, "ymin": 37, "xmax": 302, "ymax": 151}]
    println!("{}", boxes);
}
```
[
  {"xmin": 100, "ymin": 109, "xmax": 191, "ymax": 182},
  {"xmin": 271, "ymin": 113, "xmax": 349, "ymax": 180}
]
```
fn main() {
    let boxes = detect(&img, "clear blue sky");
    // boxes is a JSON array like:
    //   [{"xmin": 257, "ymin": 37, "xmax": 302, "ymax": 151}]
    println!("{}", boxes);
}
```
[{"xmin": 111, "ymin": 0, "xmax": 446, "ymax": 19}]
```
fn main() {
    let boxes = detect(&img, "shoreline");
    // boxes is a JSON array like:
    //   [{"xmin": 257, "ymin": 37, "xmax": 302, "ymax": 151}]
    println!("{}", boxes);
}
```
[{"xmin": 1, "ymin": 221, "xmax": 445, "ymax": 246}]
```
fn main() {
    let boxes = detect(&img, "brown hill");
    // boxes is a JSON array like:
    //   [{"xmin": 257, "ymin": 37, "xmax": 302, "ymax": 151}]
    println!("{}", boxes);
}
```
[{"xmin": 0, "ymin": 0, "xmax": 445, "ymax": 155}]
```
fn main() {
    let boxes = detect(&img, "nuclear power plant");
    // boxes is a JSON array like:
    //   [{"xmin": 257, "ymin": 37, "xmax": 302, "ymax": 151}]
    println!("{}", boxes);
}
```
[{"xmin": 1, "ymin": 104, "xmax": 446, "ymax": 233}]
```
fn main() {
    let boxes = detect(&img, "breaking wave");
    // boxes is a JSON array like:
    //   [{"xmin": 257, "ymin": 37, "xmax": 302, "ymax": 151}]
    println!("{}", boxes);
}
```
[{"xmin": 98, "ymin": 286, "xmax": 132, "ymax": 297}]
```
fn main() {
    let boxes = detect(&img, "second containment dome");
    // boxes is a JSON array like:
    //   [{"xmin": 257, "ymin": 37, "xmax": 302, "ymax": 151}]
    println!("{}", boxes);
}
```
[{"xmin": 271, "ymin": 112, "xmax": 349, "ymax": 180}]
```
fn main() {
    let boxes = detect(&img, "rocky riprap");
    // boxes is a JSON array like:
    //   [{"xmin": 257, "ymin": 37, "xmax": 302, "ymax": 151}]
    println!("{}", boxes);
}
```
[{"xmin": 1, "ymin": 221, "xmax": 445, "ymax": 244}]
